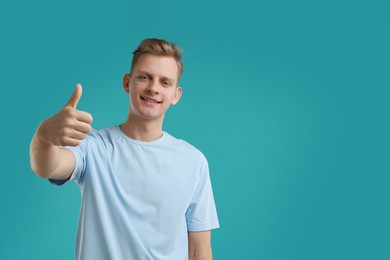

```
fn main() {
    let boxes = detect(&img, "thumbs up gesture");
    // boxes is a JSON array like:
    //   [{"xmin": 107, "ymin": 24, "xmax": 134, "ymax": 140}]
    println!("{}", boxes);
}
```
[{"xmin": 38, "ymin": 84, "xmax": 93, "ymax": 147}]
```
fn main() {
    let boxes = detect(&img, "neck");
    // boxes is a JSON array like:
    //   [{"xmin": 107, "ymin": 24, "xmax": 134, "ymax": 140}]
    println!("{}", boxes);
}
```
[{"xmin": 120, "ymin": 114, "xmax": 164, "ymax": 142}]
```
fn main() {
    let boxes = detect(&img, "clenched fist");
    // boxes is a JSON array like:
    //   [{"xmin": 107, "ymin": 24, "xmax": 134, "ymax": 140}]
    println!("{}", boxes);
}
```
[{"xmin": 38, "ymin": 84, "xmax": 93, "ymax": 147}]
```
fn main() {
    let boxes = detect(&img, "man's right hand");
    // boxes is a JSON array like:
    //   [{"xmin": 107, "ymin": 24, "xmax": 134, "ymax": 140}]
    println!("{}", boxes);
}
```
[{"xmin": 38, "ymin": 84, "xmax": 93, "ymax": 147}]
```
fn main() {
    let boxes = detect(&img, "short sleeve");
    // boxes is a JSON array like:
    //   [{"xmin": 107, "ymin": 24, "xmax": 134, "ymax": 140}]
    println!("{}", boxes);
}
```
[
  {"xmin": 185, "ymin": 159, "xmax": 220, "ymax": 232},
  {"xmin": 48, "ymin": 136, "xmax": 88, "ymax": 186}
]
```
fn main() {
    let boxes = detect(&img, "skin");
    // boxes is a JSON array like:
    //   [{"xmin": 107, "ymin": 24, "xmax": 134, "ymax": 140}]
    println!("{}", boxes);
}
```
[
  {"xmin": 29, "ymin": 54, "xmax": 212, "ymax": 259},
  {"xmin": 29, "ymin": 83, "xmax": 92, "ymax": 180},
  {"xmin": 188, "ymin": 231, "xmax": 213, "ymax": 260},
  {"xmin": 120, "ymin": 54, "xmax": 182, "ymax": 141}
]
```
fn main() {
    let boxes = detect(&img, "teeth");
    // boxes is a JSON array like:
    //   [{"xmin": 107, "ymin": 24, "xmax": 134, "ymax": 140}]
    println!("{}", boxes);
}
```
[{"xmin": 142, "ymin": 97, "xmax": 159, "ymax": 103}]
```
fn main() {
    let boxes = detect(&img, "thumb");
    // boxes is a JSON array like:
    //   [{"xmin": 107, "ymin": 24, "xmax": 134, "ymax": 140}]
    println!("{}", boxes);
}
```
[{"xmin": 65, "ymin": 84, "xmax": 82, "ymax": 109}]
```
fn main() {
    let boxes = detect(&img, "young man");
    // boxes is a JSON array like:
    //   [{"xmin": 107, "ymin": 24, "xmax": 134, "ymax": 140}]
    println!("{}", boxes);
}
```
[{"xmin": 30, "ymin": 38, "xmax": 219, "ymax": 260}]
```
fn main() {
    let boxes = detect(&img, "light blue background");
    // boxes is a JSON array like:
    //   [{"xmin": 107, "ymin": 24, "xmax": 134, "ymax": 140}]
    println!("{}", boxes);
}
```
[{"xmin": 1, "ymin": 0, "xmax": 389, "ymax": 259}]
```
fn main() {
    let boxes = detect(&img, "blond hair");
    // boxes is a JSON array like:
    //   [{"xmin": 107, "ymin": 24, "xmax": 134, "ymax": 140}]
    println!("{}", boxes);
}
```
[{"xmin": 130, "ymin": 38, "xmax": 183, "ymax": 78}]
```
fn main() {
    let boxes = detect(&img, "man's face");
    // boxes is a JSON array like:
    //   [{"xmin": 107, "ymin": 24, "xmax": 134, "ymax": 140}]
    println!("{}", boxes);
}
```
[{"xmin": 123, "ymin": 54, "xmax": 182, "ymax": 122}]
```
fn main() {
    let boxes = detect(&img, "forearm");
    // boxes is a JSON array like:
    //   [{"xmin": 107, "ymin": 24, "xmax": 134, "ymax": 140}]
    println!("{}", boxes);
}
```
[
  {"xmin": 188, "ymin": 244, "xmax": 212, "ymax": 260},
  {"xmin": 188, "ymin": 231, "xmax": 213, "ymax": 260},
  {"xmin": 30, "ymin": 120, "xmax": 78, "ymax": 182},
  {"xmin": 30, "ymin": 84, "xmax": 90, "ymax": 180},
  {"xmin": 30, "ymin": 124, "xmax": 62, "ymax": 178}
]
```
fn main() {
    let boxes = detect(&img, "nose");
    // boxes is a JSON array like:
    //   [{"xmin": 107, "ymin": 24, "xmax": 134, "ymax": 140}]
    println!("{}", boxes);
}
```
[{"xmin": 146, "ymin": 79, "xmax": 159, "ymax": 94}]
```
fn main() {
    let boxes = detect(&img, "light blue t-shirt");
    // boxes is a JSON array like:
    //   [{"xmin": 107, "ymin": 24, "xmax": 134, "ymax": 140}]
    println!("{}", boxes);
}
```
[{"xmin": 50, "ymin": 126, "xmax": 219, "ymax": 260}]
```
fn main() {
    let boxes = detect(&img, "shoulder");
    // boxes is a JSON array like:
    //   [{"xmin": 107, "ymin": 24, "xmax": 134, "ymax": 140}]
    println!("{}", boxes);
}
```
[
  {"xmin": 84, "ymin": 126, "xmax": 119, "ymax": 149},
  {"xmin": 164, "ymin": 132, "xmax": 207, "ymax": 163},
  {"xmin": 90, "ymin": 126, "xmax": 117, "ymax": 137}
]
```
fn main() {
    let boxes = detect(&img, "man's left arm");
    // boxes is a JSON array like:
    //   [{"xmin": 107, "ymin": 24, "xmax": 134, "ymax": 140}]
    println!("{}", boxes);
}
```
[{"xmin": 188, "ymin": 230, "xmax": 213, "ymax": 260}]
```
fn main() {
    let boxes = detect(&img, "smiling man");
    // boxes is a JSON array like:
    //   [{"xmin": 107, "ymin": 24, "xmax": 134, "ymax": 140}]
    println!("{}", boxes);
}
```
[{"xmin": 30, "ymin": 38, "xmax": 219, "ymax": 260}]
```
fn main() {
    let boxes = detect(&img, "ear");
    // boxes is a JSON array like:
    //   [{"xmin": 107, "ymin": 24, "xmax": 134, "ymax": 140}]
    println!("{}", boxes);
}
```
[
  {"xmin": 171, "ymin": 86, "xmax": 183, "ymax": 105},
  {"xmin": 122, "ymin": 73, "xmax": 131, "ymax": 93}
]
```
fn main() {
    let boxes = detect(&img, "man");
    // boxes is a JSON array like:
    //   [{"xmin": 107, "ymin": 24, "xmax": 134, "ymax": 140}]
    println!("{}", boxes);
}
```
[{"xmin": 30, "ymin": 38, "xmax": 219, "ymax": 260}]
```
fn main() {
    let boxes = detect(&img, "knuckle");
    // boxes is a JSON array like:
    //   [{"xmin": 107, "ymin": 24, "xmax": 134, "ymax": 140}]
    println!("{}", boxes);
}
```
[
  {"xmin": 65, "ymin": 109, "xmax": 76, "ymax": 118},
  {"xmin": 61, "ymin": 128, "xmax": 70, "ymax": 136},
  {"xmin": 57, "ymin": 128, "xmax": 65, "ymax": 137},
  {"xmin": 72, "ymin": 140, "xmax": 81, "ymax": 146},
  {"xmin": 59, "ymin": 136, "xmax": 67, "ymax": 145},
  {"xmin": 64, "ymin": 118, "xmax": 76, "ymax": 127},
  {"xmin": 62, "ymin": 108, "xmax": 72, "ymax": 116}
]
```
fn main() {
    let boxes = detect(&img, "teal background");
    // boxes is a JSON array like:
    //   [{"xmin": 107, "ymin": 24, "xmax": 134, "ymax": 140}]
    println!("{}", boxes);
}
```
[{"xmin": 1, "ymin": 0, "xmax": 389, "ymax": 259}]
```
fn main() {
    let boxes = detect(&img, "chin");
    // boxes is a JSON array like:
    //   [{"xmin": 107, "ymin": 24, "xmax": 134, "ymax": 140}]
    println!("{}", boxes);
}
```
[{"xmin": 139, "ymin": 112, "xmax": 165, "ymax": 121}]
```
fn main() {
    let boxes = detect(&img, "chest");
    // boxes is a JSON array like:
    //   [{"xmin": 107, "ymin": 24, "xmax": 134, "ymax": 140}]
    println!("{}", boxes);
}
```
[{"xmin": 85, "ymin": 143, "xmax": 198, "ymax": 212}]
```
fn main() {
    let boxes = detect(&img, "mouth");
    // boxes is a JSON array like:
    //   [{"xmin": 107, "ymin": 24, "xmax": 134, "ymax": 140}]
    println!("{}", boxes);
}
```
[{"xmin": 140, "ymin": 96, "xmax": 162, "ymax": 104}]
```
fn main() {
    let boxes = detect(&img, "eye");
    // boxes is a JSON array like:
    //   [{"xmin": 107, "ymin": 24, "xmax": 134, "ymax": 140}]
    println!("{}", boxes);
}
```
[
  {"xmin": 161, "ymin": 80, "xmax": 172, "ymax": 87},
  {"xmin": 137, "ymin": 75, "xmax": 149, "ymax": 81}
]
